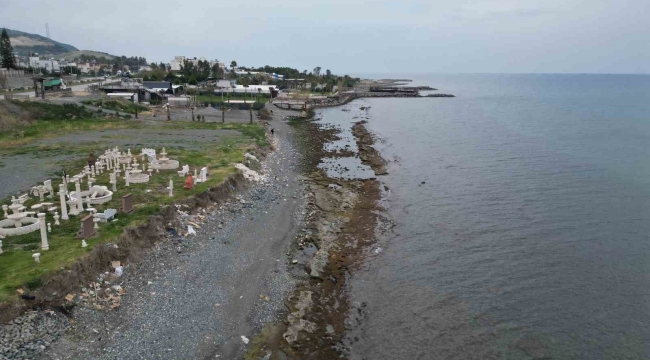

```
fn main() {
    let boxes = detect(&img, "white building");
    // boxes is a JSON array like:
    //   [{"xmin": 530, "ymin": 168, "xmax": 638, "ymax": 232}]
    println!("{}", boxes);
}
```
[
  {"xmin": 170, "ymin": 56, "xmax": 186, "ymax": 72},
  {"xmin": 230, "ymin": 85, "xmax": 277, "ymax": 95},
  {"xmin": 216, "ymin": 79, "xmax": 235, "ymax": 89},
  {"xmin": 170, "ymin": 56, "xmax": 214, "ymax": 71},
  {"xmin": 28, "ymin": 57, "xmax": 61, "ymax": 72}
]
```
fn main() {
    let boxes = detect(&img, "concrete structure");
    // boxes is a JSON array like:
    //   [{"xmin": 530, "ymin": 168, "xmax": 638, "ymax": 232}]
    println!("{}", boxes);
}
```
[
  {"xmin": 0, "ymin": 69, "xmax": 34, "ymax": 90},
  {"xmin": 107, "ymin": 92, "xmax": 139, "ymax": 102}
]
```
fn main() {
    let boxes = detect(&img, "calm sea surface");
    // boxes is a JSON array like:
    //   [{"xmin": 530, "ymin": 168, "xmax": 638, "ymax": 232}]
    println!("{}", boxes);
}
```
[{"xmin": 317, "ymin": 74, "xmax": 650, "ymax": 359}]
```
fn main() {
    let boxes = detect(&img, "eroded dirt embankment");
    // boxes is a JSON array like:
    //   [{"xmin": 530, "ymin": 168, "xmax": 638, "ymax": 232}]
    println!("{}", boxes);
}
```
[
  {"xmin": 0, "ymin": 170, "xmax": 252, "ymax": 325},
  {"xmin": 247, "ymin": 106, "xmax": 389, "ymax": 360}
]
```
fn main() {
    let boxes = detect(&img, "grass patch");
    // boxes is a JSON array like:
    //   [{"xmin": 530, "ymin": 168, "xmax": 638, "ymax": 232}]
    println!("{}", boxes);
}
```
[
  {"xmin": 0, "ymin": 121, "xmax": 267, "ymax": 302},
  {"xmin": 161, "ymin": 122, "xmax": 268, "ymax": 147},
  {"xmin": 0, "ymin": 118, "xmax": 138, "ymax": 151}
]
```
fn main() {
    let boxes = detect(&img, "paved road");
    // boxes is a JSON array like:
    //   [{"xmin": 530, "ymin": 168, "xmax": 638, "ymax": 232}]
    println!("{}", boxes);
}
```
[
  {"xmin": 0, "ymin": 77, "xmax": 118, "ymax": 100},
  {"xmin": 42, "ymin": 113, "xmax": 305, "ymax": 359}
]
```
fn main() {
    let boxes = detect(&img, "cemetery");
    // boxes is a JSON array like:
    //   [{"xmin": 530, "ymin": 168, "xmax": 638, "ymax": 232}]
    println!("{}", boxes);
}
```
[{"xmin": 0, "ymin": 123, "xmax": 266, "ymax": 303}]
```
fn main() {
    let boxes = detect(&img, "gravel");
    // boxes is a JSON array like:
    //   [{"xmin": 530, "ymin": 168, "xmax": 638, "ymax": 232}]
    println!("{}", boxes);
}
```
[
  {"xmin": 0, "ymin": 311, "xmax": 70, "ymax": 360},
  {"xmin": 38, "ymin": 108, "xmax": 308, "ymax": 360}
]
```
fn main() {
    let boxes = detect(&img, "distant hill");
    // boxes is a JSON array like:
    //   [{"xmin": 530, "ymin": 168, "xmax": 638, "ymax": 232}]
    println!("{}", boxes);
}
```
[
  {"xmin": 56, "ymin": 50, "xmax": 116, "ymax": 61},
  {"xmin": 4, "ymin": 28, "xmax": 78, "ymax": 56}
]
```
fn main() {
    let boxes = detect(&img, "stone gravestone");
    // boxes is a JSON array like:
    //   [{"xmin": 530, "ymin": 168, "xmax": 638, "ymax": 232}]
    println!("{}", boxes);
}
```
[
  {"xmin": 121, "ymin": 194, "xmax": 134, "ymax": 213},
  {"xmin": 81, "ymin": 214, "xmax": 95, "ymax": 239},
  {"xmin": 142, "ymin": 148, "xmax": 157, "ymax": 163}
]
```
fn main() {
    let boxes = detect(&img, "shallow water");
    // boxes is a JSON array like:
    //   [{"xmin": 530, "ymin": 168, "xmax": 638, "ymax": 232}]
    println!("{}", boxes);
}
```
[
  {"xmin": 333, "ymin": 74, "xmax": 650, "ymax": 359},
  {"xmin": 315, "ymin": 106, "xmax": 375, "ymax": 180}
]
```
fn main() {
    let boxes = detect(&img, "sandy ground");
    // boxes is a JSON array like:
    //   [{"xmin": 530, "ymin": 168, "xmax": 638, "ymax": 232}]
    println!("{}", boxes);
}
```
[{"xmin": 39, "ymin": 111, "xmax": 307, "ymax": 359}]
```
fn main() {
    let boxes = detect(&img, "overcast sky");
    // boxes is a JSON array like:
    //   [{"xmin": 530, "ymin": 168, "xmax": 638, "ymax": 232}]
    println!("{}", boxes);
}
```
[{"xmin": 1, "ymin": 0, "xmax": 648, "ymax": 75}]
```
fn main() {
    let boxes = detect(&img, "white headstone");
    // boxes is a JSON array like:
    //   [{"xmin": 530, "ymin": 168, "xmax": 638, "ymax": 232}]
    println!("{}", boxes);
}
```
[
  {"xmin": 47, "ymin": 223, "xmax": 52, "ymax": 233},
  {"xmin": 33, "ymin": 253, "xmax": 41, "ymax": 263},
  {"xmin": 59, "ymin": 184, "xmax": 69, "ymax": 220},
  {"xmin": 74, "ymin": 179, "xmax": 84, "ymax": 213},
  {"xmin": 81, "ymin": 240, "xmax": 88, "ymax": 248},
  {"xmin": 168, "ymin": 180, "xmax": 174, "ymax": 197},
  {"xmin": 54, "ymin": 212, "xmax": 60, "ymax": 225},
  {"xmin": 38, "ymin": 213, "xmax": 49, "ymax": 251}
]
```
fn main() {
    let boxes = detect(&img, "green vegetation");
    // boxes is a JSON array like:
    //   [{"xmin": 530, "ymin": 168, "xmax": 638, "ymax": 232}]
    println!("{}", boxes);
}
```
[
  {"xmin": 81, "ymin": 98, "xmax": 148, "ymax": 114},
  {"xmin": 0, "ymin": 119, "xmax": 266, "ymax": 302},
  {"xmin": 0, "ymin": 28, "xmax": 17, "ymax": 69},
  {"xmin": 0, "ymin": 100, "xmax": 117, "ymax": 139}
]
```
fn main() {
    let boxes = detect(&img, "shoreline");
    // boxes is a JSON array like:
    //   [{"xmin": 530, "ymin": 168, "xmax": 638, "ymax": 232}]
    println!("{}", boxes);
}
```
[
  {"xmin": 1, "ymin": 96, "xmax": 389, "ymax": 359},
  {"xmin": 246, "ymin": 100, "xmax": 390, "ymax": 359}
]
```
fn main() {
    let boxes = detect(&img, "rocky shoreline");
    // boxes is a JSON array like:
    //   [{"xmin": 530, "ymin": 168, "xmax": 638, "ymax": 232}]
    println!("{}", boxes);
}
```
[
  {"xmin": 0, "ymin": 99, "xmax": 389, "ymax": 359},
  {"xmin": 245, "ymin": 102, "xmax": 390, "ymax": 359}
]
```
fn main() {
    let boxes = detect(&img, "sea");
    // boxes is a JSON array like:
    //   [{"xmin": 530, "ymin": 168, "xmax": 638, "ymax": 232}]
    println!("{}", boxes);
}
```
[{"xmin": 314, "ymin": 74, "xmax": 650, "ymax": 359}]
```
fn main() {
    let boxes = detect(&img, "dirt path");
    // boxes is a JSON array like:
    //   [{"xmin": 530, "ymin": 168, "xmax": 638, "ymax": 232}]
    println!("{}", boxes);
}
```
[{"xmin": 40, "ymin": 115, "xmax": 306, "ymax": 360}]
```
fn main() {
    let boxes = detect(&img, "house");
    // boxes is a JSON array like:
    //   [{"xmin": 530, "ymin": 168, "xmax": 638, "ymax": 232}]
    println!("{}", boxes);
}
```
[
  {"xmin": 142, "ymin": 81, "xmax": 185, "ymax": 102},
  {"xmin": 216, "ymin": 79, "xmax": 235, "ymax": 89},
  {"xmin": 143, "ymin": 81, "xmax": 172, "ymax": 93}
]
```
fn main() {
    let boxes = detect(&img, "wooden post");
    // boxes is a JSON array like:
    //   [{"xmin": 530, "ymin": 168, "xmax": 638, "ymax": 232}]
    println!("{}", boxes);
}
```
[
  {"xmin": 167, "ymin": 104, "xmax": 171, "ymax": 121},
  {"xmin": 222, "ymin": 107, "xmax": 225, "ymax": 123},
  {"xmin": 33, "ymin": 78, "xmax": 38, "ymax": 98},
  {"xmin": 191, "ymin": 107, "xmax": 195, "ymax": 121},
  {"xmin": 249, "ymin": 104, "xmax": 253, "ymax": 124}
]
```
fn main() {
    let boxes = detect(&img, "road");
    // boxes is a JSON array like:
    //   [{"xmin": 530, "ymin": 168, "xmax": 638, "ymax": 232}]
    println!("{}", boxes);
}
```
[{"xmin": 0, "ymin": 77, "xmax": 118, "ymax": 100}]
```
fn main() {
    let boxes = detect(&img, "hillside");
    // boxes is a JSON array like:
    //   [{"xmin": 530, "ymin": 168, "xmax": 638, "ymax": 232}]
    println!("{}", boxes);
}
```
[
  {"xmin": 3, "ymin": 28, "xmax": 78, "ymax": 56},
  {"xmin": 56, "ymin": 50, "xmax": 116, "ymax": 61}
]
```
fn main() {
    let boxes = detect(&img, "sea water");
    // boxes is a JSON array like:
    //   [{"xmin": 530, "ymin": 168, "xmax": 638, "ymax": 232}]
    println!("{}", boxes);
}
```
[{"xmin": 321, "ymin": 74, "xmax": 650, "ymax": 359}]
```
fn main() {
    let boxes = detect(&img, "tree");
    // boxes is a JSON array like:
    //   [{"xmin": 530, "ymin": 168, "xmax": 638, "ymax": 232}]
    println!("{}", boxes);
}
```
[
  {"xmin": 230, "ymin": 60, "xmax": 237, "ymax": 73},
  {"xmin": 0, "ymin": 28, "xmax": 17, "ymax": 69},
  {"xmin": 211, "ymin": 63, "xmax": 223, "ymax": 78},
  {"xmin": 326, "ymin": 69, "xmax": 332, "ymax": 78},
  {"xmin": 188, "ymin": 75, "xmax": 198, "ymax": 85},
  {"xmin": 313, "ymin": 66, "xmax": 321, "ymax": 77}
]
